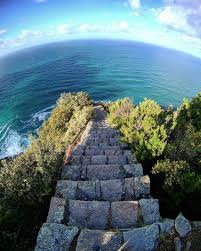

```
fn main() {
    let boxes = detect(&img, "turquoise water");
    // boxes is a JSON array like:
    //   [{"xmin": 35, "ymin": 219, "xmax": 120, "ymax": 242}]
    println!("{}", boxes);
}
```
[{"xmin": 0, "ymin": 39, "xmax": 201, "ymax": 158}]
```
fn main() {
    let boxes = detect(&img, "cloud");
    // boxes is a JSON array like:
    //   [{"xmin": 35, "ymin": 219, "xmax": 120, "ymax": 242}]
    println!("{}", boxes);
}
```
[
  {"xmin": 19, "ymin": 29, "xmax": 42, "ymax": 39},
  {"xmin": 0, "ymin": 29, "xmax": 6, "ymax": 36},
  {"xmin": 119, "ymin": 20, "xmax": 129, "ymax": 31},
  {"xmin": 158, "ymin": 0, "xmax": 201, "ymax": 37},
  {"xmin": 128, "ymin": 0, "xmax": 141, "ymax": 9},
  {"xmin": 57, "ymin": 24, "xmax": 71, "ymax": 34},
  {"xmin": 158, "ymin": 6, "xmax": 192, "ymax": 34}
]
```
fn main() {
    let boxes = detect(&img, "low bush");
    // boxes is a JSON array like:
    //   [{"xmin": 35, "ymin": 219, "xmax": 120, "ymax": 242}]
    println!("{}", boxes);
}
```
[
  {"xmin": 0, "ymin": 92, "xmax": 93, "ymax": 250},
  {"xmin": 107, "ymin": 98, "xmax": 134, "ymax": 129},
  {"xmin": 108, "ymin": 98, "xmax": 174, "ymax": 162},
  {"xmin": 108, "ymin": 92, "xmax": 201, "ymax": 219}
]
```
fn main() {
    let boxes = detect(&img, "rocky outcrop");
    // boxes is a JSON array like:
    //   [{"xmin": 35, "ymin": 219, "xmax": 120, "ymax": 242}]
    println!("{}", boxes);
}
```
[
  {"xmin": 175, "ymin": 213, "xmax": 191, "ymax": 238},
  {"xmin": 35, "ymin": 106, "xmax": 162, "ymax": 251}
]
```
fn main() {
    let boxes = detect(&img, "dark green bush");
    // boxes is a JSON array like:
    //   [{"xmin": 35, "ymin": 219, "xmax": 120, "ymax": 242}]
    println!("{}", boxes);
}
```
[
  {"xmin": 108, "ymin": 98, "xmax": 173, "ymax": 162},
  {"xmin": 173, "ymin": 92, "xmax": 201, "ymax": 136},
  {"xmin": 0, "ymin": 92, "xmax": 93, "ymax": 250},
  {"xmin": 107, "ymin": 98, "xmax": 134, "ymax": 129},
  {"xmin": 108, "ymin": 92, "xmax": 201, "ymax": 218},
  {"xmin": 152, "ymin": 159, "xmax": 190, "ymax": 187},
  {"xmin": 152, "ymin": 159, "xmax": 201, "ymax": 207},
  {"xmin": 152, "ymin": 94, "xmax": 201, "ymax": 211},
  {"xmin": 165, "ymin": 124, "xmax": 201, "ymax": 168}
]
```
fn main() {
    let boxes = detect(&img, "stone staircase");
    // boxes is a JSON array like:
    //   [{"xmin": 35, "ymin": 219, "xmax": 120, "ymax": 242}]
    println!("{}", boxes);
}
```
[{"xmin": 35, "ymin": 106, "xmax": 161, "ymax": 251}]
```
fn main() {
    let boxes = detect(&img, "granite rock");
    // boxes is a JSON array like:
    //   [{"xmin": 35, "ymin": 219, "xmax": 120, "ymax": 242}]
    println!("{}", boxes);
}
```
[{"xmin": 35, "ymin": 223, "xmax": 79, "ymax": 251}]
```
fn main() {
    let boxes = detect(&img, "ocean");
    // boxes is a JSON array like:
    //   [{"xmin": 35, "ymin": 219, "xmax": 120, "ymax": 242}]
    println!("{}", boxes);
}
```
[{"xmin": 0, "ymin": 39, "xmax": 200, "ymax": 158}]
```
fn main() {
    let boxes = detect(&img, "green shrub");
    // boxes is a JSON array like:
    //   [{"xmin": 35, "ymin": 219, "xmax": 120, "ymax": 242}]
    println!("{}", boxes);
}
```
[
  {"xmin": 152, "ymin": 159, "xmax": 190, "ymax": 186},
  {"xmin": 173, "ymin": 92, "xmax": 201, "ymax": 136},
  {"xmin": 165, "ymin": 124, "xmax": 201, "ymax": 168},
  {"xmin": 107, "ymin": 98, "xmax": 134, "ymax": 129},
  {"xmin": 108, "ymin": 98, "xmax": 172, "ymax": 162},
  {"xmin": 152, "ymin": 159, "xmax": 201, "ymax": 207},
  {"xmin": 0, "ymin": 92, "xmax": 93, "ymax": 250}
]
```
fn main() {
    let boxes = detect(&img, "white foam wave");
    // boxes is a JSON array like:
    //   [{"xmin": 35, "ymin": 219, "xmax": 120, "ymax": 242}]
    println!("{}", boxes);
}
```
[
  {"xmin": 0, "ymin": 106, "xmax": 54, "ymax": 159},
  {"xmin": 32, "ymin": 105, "xmax": 54, "ymax": 123},
  {"xmin": 0, "ymin": 130, "xmax": 28, "ymax": 159}
]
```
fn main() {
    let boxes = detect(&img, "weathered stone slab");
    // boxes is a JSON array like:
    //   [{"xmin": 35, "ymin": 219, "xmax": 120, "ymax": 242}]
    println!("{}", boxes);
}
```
[
  {"xmin": 175, "ymin": 213, "xmax": 191, "ymax": 237},
  {"xmin": 80, "ymin": 165, "xmax": 87, "ymax": 180},
  {"xmin": 55, "ymin": 180, "xmax": 77, "ymax": 200},
  {"xmin": 35, "ymin": 223, "xmax": 79, "ymax": 251},
  {"xmin": 72, "ymin": 145, "xmax": 85, "ymax": 156},
  {"xmin": 68, "ymin": 200, "xmax": 110, "ymax": 229},
  {"xmin": 139, "ymin": 199, "xmax": 160, "ymax": 225},
  {"xmin": 77, "ymin": 181, "xmax": 96, "ymax": 200},
  {"xmin": 100, "ymin": 179, "xmax": 123, "ymax": 202},
  {"xmin": 108, "ymin": 155, "xmax": 127, "ymax": 165},
  {"xmin": 61, "ymin": 165, "xmax": 81, "ymax": 180},
  {"xmin": 76, "ymin": 229, "xmax": 123, "ymax": 251},
  {"xmin": 124, "ymin": 164, "xmax": 143, "ymax": 177},
  {"xmin": 123, "ymin": 150, "xmax": 137, "ymax": 164},
  {"xmin": 99, "ymin": 142, "xmax": 109, "ymax": 147},
  {"xmin": 99, "ymin": 145, "xmax": 121, "ymax": 151},
  {"xmin": 71, "ymin": 156, "xmax": 81, "ymax": 165},
  {"xmin": 88, "ymin": 142, "xmax": 99, "ymax": 146},
  {"xmin": 109, "ymin": 137, "xmax": 118, "ymax": 145},
  {"xmin": 104, "ymin": 149, "xmax": 122, "ymax": 155},
  {"xmin": 91, "ymin": 155, "xmax": 107, "ymax": 165},
  {"xmin": 111, "ymin": 201, "xmax": 139, "ymax": 228},
  {"xmin": 134, "ymin": 175, "xmax": 150, "ymax": 198},
  {"xmin": 46, "ymin": 197, "xmax": 66, "ymax": 224},
  {"xmin": 85, "ymin": 148, "xmax": 104, "ymax": 156},
  {"xmin": 95, "ymin": 180, "xmax": 101, "ymax": 199},
  {"xmin": 87, "ymin": 165, "xmax": 125, "ymax": 180},
  {"xmin": 123, "ymin": 224, "xmax": 159, "ymax": 251},
  {"xmin": 82, "ymin": 156, "xmax": 91, "ymax": 165},
  {"xmin": 124, "ymin": 177, "xmax": 135, "ymax": 199}
]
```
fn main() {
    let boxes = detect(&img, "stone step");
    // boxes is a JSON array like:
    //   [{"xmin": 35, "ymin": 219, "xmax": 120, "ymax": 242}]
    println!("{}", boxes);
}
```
[
  {"xmin": 73, "ymin": 147, "xmax": 136, "ymax": 159},
  {"xmin": 35, "ymin": 223, "xmax": 161, "ymax": 251},
  {"xmin": 55, "ymin": 176, "xmax": 150, "ymax": 202},
  {"xmin": 88, "ymin": 128, "xmax": 118, "ymax": 133},
  {"xmin": 35, "ymin": 223, "xmax": 79, "ymax": 251},
  {"xmin": 62, "ymin": 164, "xmax": 143, "ymax": 181},
  {"xmin": 76, "ymin": 229, "xmax": 123, "ymax": 251},
  {"xmin": 68, "ymin": 200, "xmax": 110, "ymax": 230},
  {"xmin": 66, "ymin": 199, "xmax": 160, "ymax": 230},
  {"xmin": 72, "ymin": 145, "xmax": 129, "ymax": 156},
  {"xmin": 86, "ymin": 131, "xmax": 120, "ymax": 138},
  {"xmin": 85, "ymin": 141, "xmax": 128, "ymax": 147},
  {"xmin": 76, "ymin": 224, "xmax": 160, "ymax": 251},
  {"xmin": 35, "ymin": 223, "xmax": 160, "ymax": 251},
  {"xmin": 85, "ymin": 136, "xmax": 120, "ymax": 145},
  {"xmin": 71, "ymin": 154, "xmax": 135, "ymax": 165}
]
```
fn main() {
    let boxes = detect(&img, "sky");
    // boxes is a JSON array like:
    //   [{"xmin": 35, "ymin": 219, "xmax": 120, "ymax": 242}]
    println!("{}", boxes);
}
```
[{"xmin": 1, "ymin": 0, "xmax": 201, "ymax": 58}]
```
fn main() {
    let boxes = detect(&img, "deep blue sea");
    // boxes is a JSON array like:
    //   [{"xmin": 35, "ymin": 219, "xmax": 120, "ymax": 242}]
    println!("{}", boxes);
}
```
[{"xmin": 0, "ymin": 39, "xmax": 201, "ymax": 158}]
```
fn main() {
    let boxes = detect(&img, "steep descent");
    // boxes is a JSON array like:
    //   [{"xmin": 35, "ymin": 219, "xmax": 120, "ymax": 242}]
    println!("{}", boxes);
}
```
[{"xmin": 35, "ymin": 105, "xmax": 160, "ymax": 251}]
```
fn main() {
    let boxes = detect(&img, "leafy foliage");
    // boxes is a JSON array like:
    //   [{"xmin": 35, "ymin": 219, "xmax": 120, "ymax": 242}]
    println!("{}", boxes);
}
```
[
  {"xmin": 165, "ymin": 124, "xmax": 201, "ymax": 168},
  {"xmin": 107, "ymin": 98, "xmax": 134, "ymax": 129},
  {"xmin": 0, "ymin": 92, "xmax": 93, "ymax": 250},
  {"xmin": 152, "ymin": 159, "xmax": 190, "ymax": 186},
  {"xmin": 108, "ymin": 98, "xmax": 173, "ymax": 162},
  {"xmin": 152, "ymin": 92, "xmax": 201, "ymax": 213},
  {"xmin": 108, "ymin": 92, "xmax": 201, "ymax": 218}
]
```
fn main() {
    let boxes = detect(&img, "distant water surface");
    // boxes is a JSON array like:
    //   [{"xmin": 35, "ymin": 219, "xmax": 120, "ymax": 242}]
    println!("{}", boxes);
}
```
[{"xmin": 0, "ymin": 39, "xmax": 200, "ymax": 158}]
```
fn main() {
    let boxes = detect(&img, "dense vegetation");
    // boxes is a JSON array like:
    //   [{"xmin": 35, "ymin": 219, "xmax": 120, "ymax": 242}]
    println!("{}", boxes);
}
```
[
  {"xmin": 0, "ymin": 92, "xmax": 93, "ymax": 251},
  {"xmin": 108, "ymin": 92, "xmax": 201, "ymax": 219}
]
